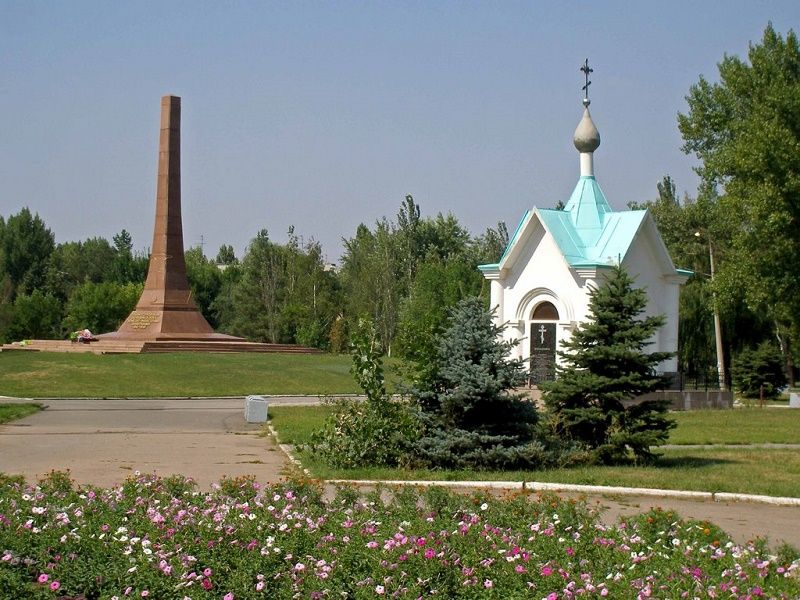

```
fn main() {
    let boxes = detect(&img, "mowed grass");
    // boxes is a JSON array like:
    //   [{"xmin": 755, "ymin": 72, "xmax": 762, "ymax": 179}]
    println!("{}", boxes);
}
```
[
  {"xmin": 0, "ymin": 352, "xmax": 401, "ymax": 398},
  {"xmin": 270, "ymin": 404, "xmax": 335, "ymax": 445},
  {"xmin": 268, "ymin": 405, "xmax": 800, "ymax": 497},
  {"xmin": 0, "ymin": 403, "xmax": 42, "ymax": 423},
  {"xmin": 669, "ymin": 408, "xmax": 800, "ymax": 445}
]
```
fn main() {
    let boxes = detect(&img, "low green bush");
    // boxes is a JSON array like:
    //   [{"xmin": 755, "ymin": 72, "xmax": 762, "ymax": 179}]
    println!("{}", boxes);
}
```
[{"xmin": 308, "ymin": 318, "xmax": 418, "ymax": 468}]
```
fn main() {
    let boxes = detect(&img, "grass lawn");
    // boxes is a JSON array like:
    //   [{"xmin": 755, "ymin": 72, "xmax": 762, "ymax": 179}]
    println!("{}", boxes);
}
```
[
  {"xmin": 269, "ymin": 405, "xmax": 800, "ymax": 497},
  {"xmin": 0, "ymin": 352, "xmax": 402, "ymax": 398},
  {"xmin": 0, "ymin": 403, "xmax": 41, "ymax": 423},
  {"xmin": 669, "ymin": 408, "xmax": 800, "ymax": 444}
]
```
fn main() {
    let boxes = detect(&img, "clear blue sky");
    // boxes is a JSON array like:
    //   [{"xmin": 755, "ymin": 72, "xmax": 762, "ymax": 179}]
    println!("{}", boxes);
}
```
[{"xmin": 1, "ymin": 1, "xmax": 797, "ymax": 262}]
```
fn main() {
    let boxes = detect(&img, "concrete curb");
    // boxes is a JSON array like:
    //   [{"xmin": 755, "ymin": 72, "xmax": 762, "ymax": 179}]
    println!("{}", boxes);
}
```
[
  {"xmin": 322, "ymin": 479, "xmax": 800, "ymax": 506},
  {"xmin": 267, "ymin": 424, "xmax": 311, "ymax": 477},
  {"xmin": 264, "ymin": 433, "xmax": 800, "ymax": 507}
]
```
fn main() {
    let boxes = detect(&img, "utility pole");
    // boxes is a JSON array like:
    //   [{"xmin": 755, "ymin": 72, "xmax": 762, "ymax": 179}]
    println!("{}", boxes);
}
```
[{"xmin": 697, "ymin": 231, "xmax": 726, "ymax": 391}]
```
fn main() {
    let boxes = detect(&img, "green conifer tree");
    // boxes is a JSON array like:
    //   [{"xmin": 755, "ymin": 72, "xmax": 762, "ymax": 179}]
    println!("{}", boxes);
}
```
[
  {"xmin": 542, "ymin": 264, "xmax": 675, "ymax": 464},
  {"xmin": 411, "ymin": 297, "xmax": 541, "ymax": 469}
]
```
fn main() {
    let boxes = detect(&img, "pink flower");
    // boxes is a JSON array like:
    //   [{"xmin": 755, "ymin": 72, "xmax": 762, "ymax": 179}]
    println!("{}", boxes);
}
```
[
  {"xmin": 256, "ymin": 581, "xmax": 265, "ymax": 591},
  {"xmin": 37, "ymin": 573, "xmax": 49, "ymax": 583},
  {"xmin": 541, "ymin": 566, "xmax": 554, "ymax": 577},
  {"xmin": 547, "ymin": 593, "xmax": 558, "ymax": 600},
  {"xmin": 424, "ymin": 548, "xmax": 435, "ymax": 559},
  {"xmin": 566, "ymin": 547, "xmax": 575, "ymax": 556},
  {"xmin": 484, "ymin": 579, "xmax": 493, "ymax": 588},
  {"xmin": 224, "ymin": 594, "xmax": 234, "ymax": 600},
  {"xmin": 201, "ymin": 578, "xmax": 212, "ymax": 590},
  {"xmin": 203, "ymin": 567, "xmax": 213, "ymax": 577},
  {"xmin": 50, "ymin": 581, "xmax": 61, "ymax": 591}
]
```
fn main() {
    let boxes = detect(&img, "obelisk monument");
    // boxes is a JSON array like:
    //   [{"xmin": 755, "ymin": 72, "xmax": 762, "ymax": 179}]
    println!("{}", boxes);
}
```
[{"xmin": 102, "ymin": 95, "xmax": 241, "ymax": 342}]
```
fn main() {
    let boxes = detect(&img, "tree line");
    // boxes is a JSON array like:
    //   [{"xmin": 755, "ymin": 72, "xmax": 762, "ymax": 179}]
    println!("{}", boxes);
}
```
[{"xmin": 0, "ymin": 196, "xmax": 507, "ymax": 358}]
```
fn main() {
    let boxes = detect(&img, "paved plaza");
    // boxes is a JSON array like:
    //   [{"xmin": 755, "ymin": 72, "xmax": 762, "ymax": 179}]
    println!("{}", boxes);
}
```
[{"xmin": 0, "ymin": 397, "xmax": 307, "ymax": 489}]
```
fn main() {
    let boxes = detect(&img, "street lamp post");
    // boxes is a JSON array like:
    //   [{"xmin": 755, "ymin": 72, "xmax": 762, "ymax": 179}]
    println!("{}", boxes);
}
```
[{"xmin": 695, "ymin": 231, "xmax": 727, "ymax": 391}]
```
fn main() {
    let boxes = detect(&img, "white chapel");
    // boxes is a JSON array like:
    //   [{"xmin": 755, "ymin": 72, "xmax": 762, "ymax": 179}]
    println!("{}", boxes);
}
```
[{"xmin": 478, "ymin": 69, "xmax": 690, "ymax": 384}]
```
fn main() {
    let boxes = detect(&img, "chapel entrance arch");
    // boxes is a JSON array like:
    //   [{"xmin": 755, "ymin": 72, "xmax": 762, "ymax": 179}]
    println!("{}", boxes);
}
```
[{"xmin": 529, "ymin": 301, "xmax": 560, "ymax": 386}]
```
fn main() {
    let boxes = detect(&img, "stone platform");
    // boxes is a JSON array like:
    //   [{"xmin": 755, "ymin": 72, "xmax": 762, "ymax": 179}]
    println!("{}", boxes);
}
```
[{"xmin": 1, "ymin": 339, "xmax": 321, "ymax": 354}]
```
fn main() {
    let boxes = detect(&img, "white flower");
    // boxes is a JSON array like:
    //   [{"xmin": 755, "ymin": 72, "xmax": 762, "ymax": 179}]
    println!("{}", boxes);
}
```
[{"xmin": 480, "ymin": 503, "xmax": 488, "ymax": 511}]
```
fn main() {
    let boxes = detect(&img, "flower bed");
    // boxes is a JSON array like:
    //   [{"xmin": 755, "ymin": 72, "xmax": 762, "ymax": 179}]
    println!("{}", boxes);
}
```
[{"xmin": 0, "ymin": 472, "xmax": 798, "ymax": 599}]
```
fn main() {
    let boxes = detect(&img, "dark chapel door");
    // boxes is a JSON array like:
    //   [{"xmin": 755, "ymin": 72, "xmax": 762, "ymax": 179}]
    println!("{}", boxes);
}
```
[{"xmin": 529, "ymin": 322, "xmax": 557, "ymax": 385}]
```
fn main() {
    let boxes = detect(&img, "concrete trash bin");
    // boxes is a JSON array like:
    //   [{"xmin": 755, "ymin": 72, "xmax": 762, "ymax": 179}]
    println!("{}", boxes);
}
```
[{"xmin": 244, "ymin": 395, "xmax": 268, "ymax": 423}]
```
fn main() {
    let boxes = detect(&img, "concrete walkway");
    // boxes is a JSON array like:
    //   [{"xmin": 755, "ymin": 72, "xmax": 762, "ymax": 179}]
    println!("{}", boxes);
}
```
[
  {"xmin": 0, "ymin": 397, "xmax": 304, "ymax": 489},
  {"xmin": 1, "ymin": 397, "xmax": 799, "ymax": 547}
]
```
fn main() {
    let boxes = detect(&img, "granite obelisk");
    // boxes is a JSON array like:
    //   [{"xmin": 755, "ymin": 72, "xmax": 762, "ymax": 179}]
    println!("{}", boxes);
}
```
[{"xmin": 104, "ymin": 95, "xmax": 241, "ymax": 341}]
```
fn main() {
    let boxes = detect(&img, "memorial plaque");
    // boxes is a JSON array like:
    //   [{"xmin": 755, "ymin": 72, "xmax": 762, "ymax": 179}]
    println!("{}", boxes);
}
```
[{"xmin": 529, "ymin": 322, "xmax": 556, "ymax": 385}]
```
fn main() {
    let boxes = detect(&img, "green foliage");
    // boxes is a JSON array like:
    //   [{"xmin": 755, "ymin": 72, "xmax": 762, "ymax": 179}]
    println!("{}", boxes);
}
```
[
  {"xmin": 679, "ymin": 24, "xmax": 800, "ymax": 379},
  {"xmin": 44, "ymin": 237, "xmax": 116, "ymax": 301},
  {"xmin": 215, "ymin": 243, "xmax": 237, "ymax": 265},
  {"xmin": 395, "ymin": 259, "xmax": 483, "ymax": 387},
  {"xmin": 409, "ymin": 297, "xmax": 547, "ymax": 469},
  {"xmin": 225, "ymin": 228, "xmax": 340, "ymax": 347},
  {"xmin": 3, "ymin": 290, "xmax": 62, "ymax": 342},
  {"xmin": 732, "ymin": 341, "xmax": 787, "ymax": 399},
  {"xmin": 184, "ymin": 246, "xmax": 223, "ymax": 327},
  {"xmin": 62, "ymin": 281, "xmax": 142, "ymax": 334},
  {"xmin": 340, "ymin": 195, "xmax": 503, "ymax": 356},
  {"xmin": 109, "ymin": 229, "xmax": 148, "ymax": 284},
  {"xmin": 542, "ymin": 264, "xmax": 675, "ymax": 464},
  {"xmin": 0, "ymin": 207, "xmax": 55, "ymax": 298},
  {"xmin": 349, "ymin": 318, "xmax": 387, "ymax": 403},
  {"xmin": 309, "ymin": 319, "xmax": 417, "ymax": 468}
]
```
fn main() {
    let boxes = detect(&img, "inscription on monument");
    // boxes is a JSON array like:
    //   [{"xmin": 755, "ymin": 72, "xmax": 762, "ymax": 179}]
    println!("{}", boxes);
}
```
[
  {"xmin": 127, "ymin": 312, "xmax": 160, "ymax": 330},
  {"xmin": 529, "ymin": 322, "xmax": 556, "ymax": 385}
]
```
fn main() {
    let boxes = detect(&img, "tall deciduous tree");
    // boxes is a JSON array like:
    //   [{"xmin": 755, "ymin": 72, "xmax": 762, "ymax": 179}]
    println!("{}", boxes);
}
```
[
  {"xmin": 0, "ymin": 208, "xmax": 55, "ymax": 298},
  {"xmin": 185, "ymin": 246, "xmax": 223, "ymax": 327},
  {"xmin": 678, "ymin": 24, "xmax": 800, "ymax": 383},
  {"xmin": 542, "ymin": 265, "xmax": 675, "ymax": 464},
  {"xmin": 62, "ymin": 282, "xmax": 142, "ymax": 335}
]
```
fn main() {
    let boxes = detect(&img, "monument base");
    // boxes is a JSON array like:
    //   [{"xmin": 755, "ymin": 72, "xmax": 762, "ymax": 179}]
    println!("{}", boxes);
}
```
[{"xmin": 0, "ymin": 338, "xmax": 321, "ymax": 355}]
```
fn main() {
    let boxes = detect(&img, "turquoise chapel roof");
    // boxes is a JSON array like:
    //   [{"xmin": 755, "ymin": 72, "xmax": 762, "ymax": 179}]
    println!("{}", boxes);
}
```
[
  {"xmin": 538, "ymin": 175, "xmax": 647, "ymax": 267},
  {"xmin": 479, "ymin": 89, "xmax": 685, "ymax": 276}
]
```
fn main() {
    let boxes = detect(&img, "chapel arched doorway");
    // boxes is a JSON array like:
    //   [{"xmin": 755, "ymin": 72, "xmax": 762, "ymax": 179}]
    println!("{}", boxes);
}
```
[{"xmin": 529, "ymin": 301, "xmax": 560, "ymax": 385}]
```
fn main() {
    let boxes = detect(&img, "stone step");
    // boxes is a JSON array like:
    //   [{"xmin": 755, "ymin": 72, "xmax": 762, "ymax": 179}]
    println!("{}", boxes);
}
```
[{"xmin": 1, "ymin": 339, "xmax": 322, "ymax": 355}]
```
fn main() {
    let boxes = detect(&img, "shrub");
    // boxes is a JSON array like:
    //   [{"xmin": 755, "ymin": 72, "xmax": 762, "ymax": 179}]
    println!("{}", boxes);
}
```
[
  {"xmin": 308, "ymin": 318, "xmax": 417, "ymax": 468},
  {"xmin": 733, "ymin": 341, "xmax": 787, "ymax": 399}
]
